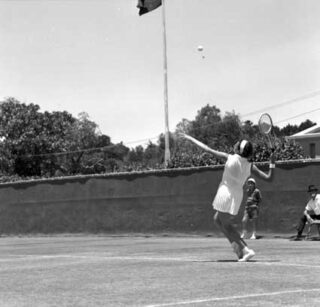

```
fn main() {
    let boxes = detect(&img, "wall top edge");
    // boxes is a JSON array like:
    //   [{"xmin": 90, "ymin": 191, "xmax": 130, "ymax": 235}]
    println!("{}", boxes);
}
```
[{"xmin": 0, "ymin": 158, "xmax": 320, "ymax": 187}]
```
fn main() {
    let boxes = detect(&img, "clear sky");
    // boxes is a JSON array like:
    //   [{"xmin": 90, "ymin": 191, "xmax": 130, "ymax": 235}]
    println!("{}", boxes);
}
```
[{"xmin": 1, "ymin": 0, "xmax": 320, "ymax": 147}]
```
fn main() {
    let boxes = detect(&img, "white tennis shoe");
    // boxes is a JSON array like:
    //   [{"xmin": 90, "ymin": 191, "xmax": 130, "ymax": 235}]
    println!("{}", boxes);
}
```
[{"xmin": 238, "ymin": 248, "xmax": 255, "ymax": 262}]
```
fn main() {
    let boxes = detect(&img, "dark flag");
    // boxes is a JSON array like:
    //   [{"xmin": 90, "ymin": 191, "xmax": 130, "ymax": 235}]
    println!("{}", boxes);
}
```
[{"xmin": 137, "ymin": 0, "xmax": 162, "ymax": 16}]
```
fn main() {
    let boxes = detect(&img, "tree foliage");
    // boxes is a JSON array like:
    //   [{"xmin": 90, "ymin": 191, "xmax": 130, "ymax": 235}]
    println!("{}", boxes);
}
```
[
  {"xmin": 0, "ymin": 98, "xmax": 128, "ymax": 178},
  {"xmin": 169, "ymin": 104, "xmax": 310, "ymax": 168},
  {"xmin": 0, "ymin": 99, "xmax": 315, "ymax": 181},
  {"xmin": 277, "ymin": 119, "xmax": 316, "ymax": 137}
]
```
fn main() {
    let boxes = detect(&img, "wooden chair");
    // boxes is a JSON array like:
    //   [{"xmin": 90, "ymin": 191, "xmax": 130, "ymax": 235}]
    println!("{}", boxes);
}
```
[{"xmin": 306, "ymin": 220, "xmax": 320, "ymax": 239}]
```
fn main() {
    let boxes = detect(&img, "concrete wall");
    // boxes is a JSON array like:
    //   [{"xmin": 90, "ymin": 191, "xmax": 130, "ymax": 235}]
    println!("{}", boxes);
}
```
[{"xmin": 0, "ymin": 160, "xmax": 320, "ymax": 235}]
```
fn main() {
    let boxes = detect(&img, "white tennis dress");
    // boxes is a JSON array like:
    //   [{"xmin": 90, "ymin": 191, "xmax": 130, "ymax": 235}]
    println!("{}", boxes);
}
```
[{"xmin": 213, "ymin": 154, "xmax": 252, "ymax": 215}]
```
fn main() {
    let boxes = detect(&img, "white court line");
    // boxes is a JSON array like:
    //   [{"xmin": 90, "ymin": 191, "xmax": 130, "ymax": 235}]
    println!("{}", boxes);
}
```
[
  {"xmin": 239, "ymin": 260, "xmax": 320, "ymax": 269},
  {"xmin": 0, "ymin": 255, "xmax": 200, "ymax": 264},
  {"xmin": 2, "ymin": 254, "xmax": 320, "ymax": 269},
  {"xmin": 145, "ymin": 288, "xmax": 320, "ymax": 307}
]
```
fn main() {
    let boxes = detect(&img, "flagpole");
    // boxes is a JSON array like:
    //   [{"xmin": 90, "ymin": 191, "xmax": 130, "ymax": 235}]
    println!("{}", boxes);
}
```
[{"xmin": 161, "ymin": 0, "xmax": 170, "ymax": 166}]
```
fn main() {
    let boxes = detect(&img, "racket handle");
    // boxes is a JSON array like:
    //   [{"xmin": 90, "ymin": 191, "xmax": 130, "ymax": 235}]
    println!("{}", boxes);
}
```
[{"xmin": 270, "ymin": 151, "xmax": 276, "ymax": 164}]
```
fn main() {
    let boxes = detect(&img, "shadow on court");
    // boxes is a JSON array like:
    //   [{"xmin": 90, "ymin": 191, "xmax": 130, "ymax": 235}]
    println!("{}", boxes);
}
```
[{"xmin": 0, "ymin": 235, "xmax": 320, "ymax": 306}]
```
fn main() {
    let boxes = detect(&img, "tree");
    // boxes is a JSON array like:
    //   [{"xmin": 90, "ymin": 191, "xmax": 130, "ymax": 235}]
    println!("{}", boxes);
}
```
[
  {"xmin": 241, "ymin": 120, "xmax": 259, "ymax": 140},
  {"xmin": 191, "ymin": 104, "xmax": 222, "ymax": 145},
  {"xmin": 279, "ymin": 123, "xmax": 299, "ymax": 137},
  {"xmin": 62, "ymin": 112, "xmax": 101, "ymax": 174},
  {"xmin": 0, "ymin": 97, "xmax": 77, "ymax": 176},
  {"xmin": 0, "ymin": 98, "xmax": 118, "ymax": 177},
  {"xmin": 298, "ymin": 119, "xmax": 316, "ymax": 132},
  {"xmin": 0, "ymin": 98, "xmax": 313, "ymax": 177},
  {"xmin": 175, "ymin": 118, "xmax": 192, "ymax": 134},
  {"xmin": 216, "ymin": 111, "xmax": 242, "ymax": 148},
  {"xmin": 169, "ymin": 104, "xmax": 311, "ymax": 169},
  {"xmin": 279, "ymin": 120, "xmax": 316, "ymax": 137},
  {"xmin": 127, "ymin": 145, "xmax": 144, "ymax": 163}
]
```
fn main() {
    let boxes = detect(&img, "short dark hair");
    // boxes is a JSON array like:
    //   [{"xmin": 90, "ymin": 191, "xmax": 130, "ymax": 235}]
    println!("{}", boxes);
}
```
[{"xmin": 237, "ymin": 140, "xmax": 253, "ymax": 158}]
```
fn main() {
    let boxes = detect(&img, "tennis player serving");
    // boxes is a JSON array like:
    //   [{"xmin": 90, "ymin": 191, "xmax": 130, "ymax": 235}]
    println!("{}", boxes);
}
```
[{"xmin": 179, "ymin": 133, "xmax": 275, "ymax": 262}]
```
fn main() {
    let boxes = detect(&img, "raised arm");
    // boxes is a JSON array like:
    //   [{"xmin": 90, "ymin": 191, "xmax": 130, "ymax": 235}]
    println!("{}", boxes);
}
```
[
  {"xmin": 251, "ymin": 152, "xmax": 275, "ymax": 181},
  {"xmin": 179, "ymin": 133, "xmax": 229, "ymax": 161}
]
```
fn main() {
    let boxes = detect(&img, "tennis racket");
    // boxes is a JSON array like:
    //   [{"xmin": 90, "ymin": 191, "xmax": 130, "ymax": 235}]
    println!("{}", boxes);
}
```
[{"xmin": 258, "ymin": 113, "xmax": 274, "ymax": 150}]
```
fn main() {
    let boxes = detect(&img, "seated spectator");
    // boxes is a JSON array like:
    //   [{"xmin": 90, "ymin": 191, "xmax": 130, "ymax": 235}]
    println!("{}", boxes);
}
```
[{"xmin": 295, "ymin": 185, "xmax": 320, "ymax": 239}]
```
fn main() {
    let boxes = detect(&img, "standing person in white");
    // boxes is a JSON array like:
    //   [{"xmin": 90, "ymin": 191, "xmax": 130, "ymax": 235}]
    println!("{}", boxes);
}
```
[{"xmin": 179, "ymin": 134, "xmax": 275, "ymax": 261}]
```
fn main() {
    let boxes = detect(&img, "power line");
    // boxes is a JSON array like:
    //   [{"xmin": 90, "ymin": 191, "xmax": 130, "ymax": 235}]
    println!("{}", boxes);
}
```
[
  {"xmin": 21, "ymin": 106, "xmax": 320, "ymax": 158},
  {"xmin": 6, "ymin": 90, "xmax": 320, "ymax": 159},
  {"xmin": 110, "ymin": 90, "xmax": 320, "ymax": 151},
  {"xmin": 121, "ymin": 136, "xmax": 158, "ymax": 147},
  {"xmin": 187, "ymin": 90, "xmax": 320, "ymax": 132},
  {"xmin": 21, "ymin": 145, "xmax": 115, "ymax": 158},
  {"xmin": 274, "ymin": 107, "xmax": 320, "ymax": 125},
  {"xmin": 19, "ymin": 136, "xmax": 160, "ymax": 158},
  {"xmin": 242, "ymin": 90, "xmax": 320, "ymax": 118}
]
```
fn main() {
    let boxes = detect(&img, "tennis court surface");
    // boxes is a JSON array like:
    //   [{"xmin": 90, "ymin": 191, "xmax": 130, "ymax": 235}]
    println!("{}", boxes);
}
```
[{"xmin": 0, "ymin": 235, "xmax": 320, "ymax": 306}]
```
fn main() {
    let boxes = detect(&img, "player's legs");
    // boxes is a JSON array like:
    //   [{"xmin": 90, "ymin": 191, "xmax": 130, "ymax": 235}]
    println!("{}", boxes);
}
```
[
  {"xmin": 214, "ymin": 211, "xmax": 243, "ymax": 258},
  {"xmin": 314, "ymin": 215, "xmax": 320, "ymax": 236},
  {"xmin": 214, "ymin": 211, "xmax": 253, "ymax": 260},
  {"xmin": 250, "ymin": 208, "xmax": 259, "ymax": 239},
  {"xmin": 213, "ymin": 211, "xmax": 232, "ymax": 241},
  {"xmin": 214, "ymin": 211, "xmax": 243, "ymax": 243},
  {"xmin": 250, "ymin": 218, "xmax": 257, "ymax": 239},
  {"xmin": 296, "ymin": 215, "xmax": 308, "ymax": 237},
  {"xmin": 241, "ymin": 210, "xmax": 249, "ymax": 238}
]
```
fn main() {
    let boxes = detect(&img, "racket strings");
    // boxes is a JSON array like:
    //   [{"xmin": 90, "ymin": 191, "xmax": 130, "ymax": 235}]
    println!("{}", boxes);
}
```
[
  {"xmin": 259, "ymin": 114, "xmax": 273, "ymax": 134},
  {"xmin": 258, "ymin": 113, "xmax": 275, "ymax": 150}
]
